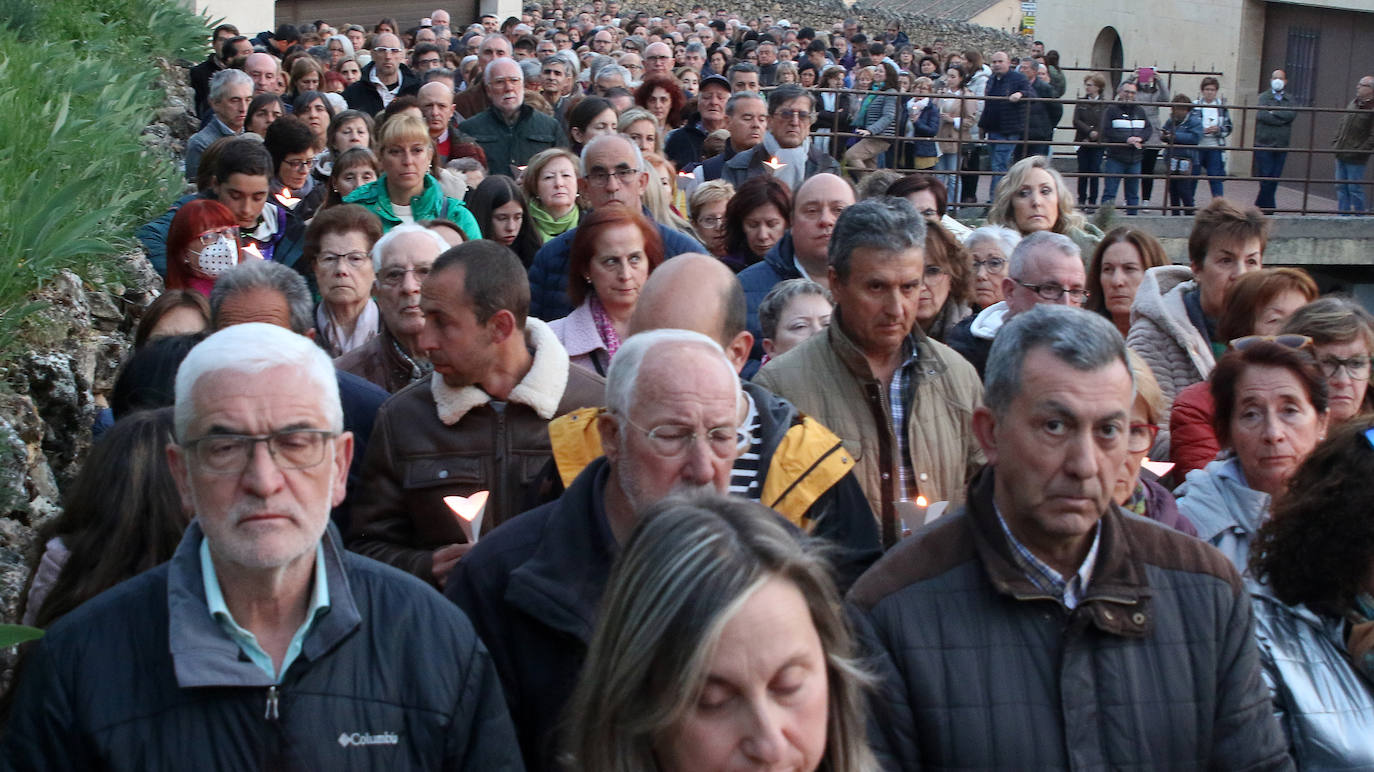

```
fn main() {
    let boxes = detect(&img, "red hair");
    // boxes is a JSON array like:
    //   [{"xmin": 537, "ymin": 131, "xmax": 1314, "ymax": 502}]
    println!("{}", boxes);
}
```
[
  {"xmin": 165, "ymin": 199, "xmax": 239, "ymax": 292},
  {"xmin": 567, "ymin": 205, "xmax": 664, "ymax": 305},
  {"xmin": 634, "ymin": 74, "xmax": 686, "ymax": 129}
]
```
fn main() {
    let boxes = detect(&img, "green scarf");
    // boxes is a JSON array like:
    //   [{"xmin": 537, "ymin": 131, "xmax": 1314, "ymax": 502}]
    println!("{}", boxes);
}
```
[{"xmin": 529, "ymin": 201, "xmax": 580, "ymax": 243}]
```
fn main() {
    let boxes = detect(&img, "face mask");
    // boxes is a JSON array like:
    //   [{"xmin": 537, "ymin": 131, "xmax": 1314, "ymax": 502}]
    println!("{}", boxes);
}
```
[
  {"xmin": 196, "ymin": 235, "xmax": 239, "ymax": 276},
  {"xmin": 1271, "ymin": 79, "xmax": 1285, "ymax": 92}
]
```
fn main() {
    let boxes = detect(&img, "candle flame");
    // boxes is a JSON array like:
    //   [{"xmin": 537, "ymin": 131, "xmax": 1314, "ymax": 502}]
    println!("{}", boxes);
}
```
[
  {"xmin": 444, "ymin": 491, "xmax": 489, "ymax": 522},
  {"xmin": 275, "ymin": 188, "xmax": 300, "ymax": 208},
  {"xmin": 762, "ymin": 155, "xmax": 786, "ymax": 171},
  {"xmin": 240, "ymin": 242, "xmax": 263, "ymax": 261},
  {"xmin": 915, "ymin": 495, "xmax": 929, "ymax": 507}
]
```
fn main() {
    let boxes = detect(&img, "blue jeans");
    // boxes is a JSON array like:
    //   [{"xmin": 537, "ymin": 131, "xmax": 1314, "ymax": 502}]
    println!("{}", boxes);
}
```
[
  {"xmin": 1195, "ymin": 148, "xmax": 1225, "ymax": 197},
  {"xmin": 1253, "ymin": 149, "xmax": 1287, "ymax": 211},
  {"xmin": 932, "ymin": 153, "xmax": 960, "ymax": 203},
  {"xmin": 985, "ymin": 131, "xmax": 1019, "ymax": 197},
  {"xmin": 1102, "ymin": 157, "xmax": 1141, "ymax": 214},
  {"xmin": 1335, "ymin": 159, "xmax": 1368, "ymax": 214}
]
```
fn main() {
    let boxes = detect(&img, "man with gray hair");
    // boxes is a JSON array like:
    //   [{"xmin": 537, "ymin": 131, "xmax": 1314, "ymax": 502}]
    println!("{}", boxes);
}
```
[
  {"xmin": 456, "ymin": 57, "xmax": 565, "ymax": 175},
  {"xmin": 850, "ymin": 305, "xmax": 1290, "ymax": 770},
  {"xmin": 335, "ymin": 223, "xmax": 449, "ymax": 393},
  {"xmin": 721, "ymin": 83, "xmax": 840, "ymax": 191},
  {"xmin": 946, "ymin": 230, "xmax": 1088, "ymax": 377},
  {"xmin": 592, "ymin": 62, "xmax": 630, "ymax": 95},
  {"xmin": 185, "ymin": 68, "xmax": 252, "ymax": 182},
  {"xmin": 447, "ymin": 329, "xmax": 745, "ymax": 770},
  {"xmin": 691, "ymin": 88, "xmax": 767, "ymax": 182},
  {"xmin": 756, "ymin": 197, "xmax": 984, "ymax": 547},
  {"xmin": 528, "ymin": 134, "xmax": 705, "ymax": 319},
  {"xmin": 1, "ymin": 323, "xmax": 521, "ymax": 769}
]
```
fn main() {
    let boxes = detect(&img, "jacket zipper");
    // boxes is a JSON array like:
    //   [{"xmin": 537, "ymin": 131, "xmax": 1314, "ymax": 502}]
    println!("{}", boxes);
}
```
[{"xmin": 265, "ymin": 684, "xmax": 280, "ymax": 720}]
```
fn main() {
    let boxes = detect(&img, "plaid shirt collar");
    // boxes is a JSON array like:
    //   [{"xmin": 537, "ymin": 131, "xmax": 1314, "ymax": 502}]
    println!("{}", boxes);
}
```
[{"xmin": 993, "ymin": 502, "xmax": 1101, "ymax": 610}]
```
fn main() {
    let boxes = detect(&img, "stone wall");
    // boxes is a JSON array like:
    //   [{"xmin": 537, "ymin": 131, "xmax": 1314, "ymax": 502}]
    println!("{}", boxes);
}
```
[{"xmin": 0, "ymin": 59, "xmax": 187, "ymax": 643}]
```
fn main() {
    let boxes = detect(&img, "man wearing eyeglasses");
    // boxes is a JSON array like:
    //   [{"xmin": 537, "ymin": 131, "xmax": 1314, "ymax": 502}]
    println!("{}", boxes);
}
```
[
  {"xmin": 2, "ymin": 321, "xmax": 521, "ymax": 769},
  {"xmin": 528, "ymin": 134, "xmax": 705, "ymax": 320},
  {"xmin": 348, "ymin": 241, "xmax": 604, "ymax": 588},
  {"xmin": 721, "ymin": 84, "xmax": 840, "ymax": 191},
  {"xmin": 341, "ymin": 32, "xmax": 419, "ymax": 116},
  {"xmin": 642, "ymin": 41, "xmax": 674, "ymax": 79},
  {"xmin": 947, "ymin": 230, "xmax": 1088, "ymax": 377},
  {"xmin": 447, "ymin": 329, "xmax": 744, "ymax": 771},
  {"xmin": 756, "ymin": 198, "xmax": 985, "ymax": 547},
  {"xmin": 456, "ymin": 57, "xmax": 566, "ymax": 176}
]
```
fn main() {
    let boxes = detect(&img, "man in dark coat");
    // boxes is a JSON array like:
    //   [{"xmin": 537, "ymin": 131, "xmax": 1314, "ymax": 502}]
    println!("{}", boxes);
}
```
[
  {"xmin": 851, "ymin": 306, "xmax": 1293, "ymax": 771},
  {"xmin": 342, "ymin": 33, "xmax": 420, "ymax": 116}
]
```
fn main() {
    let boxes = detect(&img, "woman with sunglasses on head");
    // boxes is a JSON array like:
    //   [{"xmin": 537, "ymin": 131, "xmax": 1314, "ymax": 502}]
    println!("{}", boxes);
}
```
[
  {"xmin": 1176, "ymin": 337, "xmax": 1329, "ymax": 574},
  {"xmin": 1247, "ymin": 418, "xmax": 1374, "ymax": 770},
  {"xmin": 1169, "ymin": 268, "xmax": 1318, "ymax": 476}
]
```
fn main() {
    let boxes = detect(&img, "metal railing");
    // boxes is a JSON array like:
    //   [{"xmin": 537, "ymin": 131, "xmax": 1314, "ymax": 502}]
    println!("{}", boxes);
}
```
[{"xmin": 802, "ymin": 86, "xmax": 1372, "ymax": 216}]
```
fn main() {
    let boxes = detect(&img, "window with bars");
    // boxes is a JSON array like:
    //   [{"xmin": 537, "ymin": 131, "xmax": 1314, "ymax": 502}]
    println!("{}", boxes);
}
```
[{"xmin": 1284, "ymin": 27, "xmax": 1318, "ymax": 106}]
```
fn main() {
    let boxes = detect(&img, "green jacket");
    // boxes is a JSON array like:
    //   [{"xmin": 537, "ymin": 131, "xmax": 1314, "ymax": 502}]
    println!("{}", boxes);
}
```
[
  {"xmin": 344, "ymin": 173, "xmax": 481, "ymax": 237},
  {"xmin": 457, "ymin": 105, "xmax": 566, "ymax": 177},
  {"xmin": 1332, "ymin": 99, "xmax": 1374, "ymax": 164}
]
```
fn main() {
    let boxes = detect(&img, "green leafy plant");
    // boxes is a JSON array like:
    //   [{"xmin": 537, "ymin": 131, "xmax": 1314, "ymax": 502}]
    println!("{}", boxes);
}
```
[{"xmin": 0, "ymin": 0, "xmax": 210, "ymax": 354}]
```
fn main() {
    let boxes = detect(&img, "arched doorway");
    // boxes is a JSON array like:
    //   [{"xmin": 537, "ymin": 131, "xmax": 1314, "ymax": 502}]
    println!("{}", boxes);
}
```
[{"xmin": 1091, "ymin": 27, "xmax": 1124, "ymax": 83}]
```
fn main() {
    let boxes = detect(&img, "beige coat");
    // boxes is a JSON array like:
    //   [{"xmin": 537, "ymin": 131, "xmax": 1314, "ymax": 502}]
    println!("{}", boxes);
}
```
[{"xmin": 755, "ymin": 311, "xmax": 985, "ymax": 546}]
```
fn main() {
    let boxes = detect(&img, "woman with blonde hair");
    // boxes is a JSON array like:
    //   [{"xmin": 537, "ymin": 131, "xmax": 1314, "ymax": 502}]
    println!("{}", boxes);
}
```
[
  {"xmin": 521, "ymin": 148, "xmax": 582, "ymax": 243},
  {"xmin": 642, "ymin": 151, "xmax": 694, "ymax": 235},
  {"xmin": 987, "ymin": 155, "xmax": 1103, "ymax": 257},
  {"xmin": 688, "ymin": 179, "xmax": 735, "ymax": 257},
  {"xmin": 562, "ymin": 493, "xmax": 878, "ymax": 772},
  {"xmin": 344, "ymin": 113, "xmax": 480, "ymax": 237}
]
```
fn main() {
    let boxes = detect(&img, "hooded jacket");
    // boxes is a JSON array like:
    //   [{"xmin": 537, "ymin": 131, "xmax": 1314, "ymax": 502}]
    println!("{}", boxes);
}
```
[
  {"xmin": 1175, "ymin": 456, "xmax": 1271, "ymax": 575},
  {"xmin": 346, "ymin": 319, "xmax": 605, "ymax": 585},
  {"xmin": 1, "ymin": 522, "xmax": 522, "ymax": 771},
  {"xmin": 943, "ymin": 300, "xmax": 1007, "ymax": 377},
  {"xmin": 850, "ymin": 467, "xmax": 1293, "ymax": 771},
  {"xmin": 1126, "ymin": 265, "xmax": 1214, "ymax": 416}
]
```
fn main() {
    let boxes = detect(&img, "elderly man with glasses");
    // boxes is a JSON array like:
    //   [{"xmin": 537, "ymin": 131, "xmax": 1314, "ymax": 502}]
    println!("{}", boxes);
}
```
[
  {"xmin": 1, "ymin": 322, "xmax": 520, "ymax": 769},
  {"xmin": 721, "ymin": 84, "xmax": 840, "ymax": 191}
]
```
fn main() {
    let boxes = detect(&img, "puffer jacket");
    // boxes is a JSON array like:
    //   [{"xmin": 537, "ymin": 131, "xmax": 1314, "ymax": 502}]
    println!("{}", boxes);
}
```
[
  {"xmin": 344, "ymin": 172, "xmax": 481, "ymax": 237},
  {"xmin": 1176, "ymin": 456, "xmax": 1271, "ymax": 575},
  {"xmin": 346, "ymin": 319, "xmax": 605, "ymax": 585},
  {"xmin": 0, "ymin": 522, "xmax": 522, "ymax": 771},
  {"xmin": 850, "ymin": 468, "xmax": 1294, "ymax": 771},
  {"xmin": 1251, "ymin": 589, "xmax": 1374, "ymax": 769},
  {"xmin": 1127, "ymin": 265, "xmax": 1214, "ymax": 417},
  {"xmin": 754, "ymin": 311, "xmax": 985, "ymax": 547},
  {"xmin": 1170, "ymin": 379, "xmax": 1220, "ymax": 477}
]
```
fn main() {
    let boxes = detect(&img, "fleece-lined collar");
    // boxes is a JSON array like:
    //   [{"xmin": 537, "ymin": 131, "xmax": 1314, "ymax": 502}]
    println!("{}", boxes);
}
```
[{"xmin": 431, "ymin": 317, "xmax": 570, "ymax": 426}]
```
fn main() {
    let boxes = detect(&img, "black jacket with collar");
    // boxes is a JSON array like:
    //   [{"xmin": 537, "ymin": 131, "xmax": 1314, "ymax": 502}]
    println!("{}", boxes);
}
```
[
  {"xmin": 720, "ymin": 141, "xmax": 841, "ymax": 188},
  {"xmin": 342, "ymin": 61, "xmax": 421, "ymax": 116},
  {"xmin": 1, "ymin": 522, "xmax": 522, "ymax": 771}
]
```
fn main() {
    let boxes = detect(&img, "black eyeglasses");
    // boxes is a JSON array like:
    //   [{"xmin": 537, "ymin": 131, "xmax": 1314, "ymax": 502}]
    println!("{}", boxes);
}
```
[
  {"xmin": 1316, "ymin": 354, "xmax": 1371, "ymax": 380},
  {"xmin": 1015, "ymin": 280, "xmax": 1089, "ymax": 304},
  {"xmin": 585, "ymin": 167, "xmax": 640, "ymax": 186}
]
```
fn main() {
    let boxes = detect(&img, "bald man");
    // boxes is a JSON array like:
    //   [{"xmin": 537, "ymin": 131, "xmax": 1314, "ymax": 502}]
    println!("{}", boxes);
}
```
[
  {"xmin": 619, "ymin": 254, "xmax": 880, "ymax": 586},
  {"xmin": 418, "ymin": 81, "xmax": 458, "ymax": 161},
  {"xmin": 243, "ymin": 52, "xmax": 281, "ymax": 95},
  {"xmin": 738, "ymin": 173, "xmax": 854, "ymax": 367},
  {"xmin": 642, "ymin": 41, "xmax": 673, "ymax": 79}
]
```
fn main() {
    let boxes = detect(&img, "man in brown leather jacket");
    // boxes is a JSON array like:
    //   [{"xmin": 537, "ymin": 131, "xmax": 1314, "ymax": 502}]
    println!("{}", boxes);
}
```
[{"xmin": 346, "ymin": 241, "xmax": 604, "ymax": 588}]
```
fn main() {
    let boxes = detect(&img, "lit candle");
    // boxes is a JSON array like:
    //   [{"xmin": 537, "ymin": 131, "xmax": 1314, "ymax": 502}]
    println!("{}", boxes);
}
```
[
  {"xmin": 275, "ymin": 188, "xmax": 300, "ymax": 209},
  {"xmin": 240, "ymin": 242, "xmax": 263, "ymax": 261},
  {"xmin": 762, "ymin": 155, "xmax": 786, "ymax": 172},
  {"xmin": 444, "ymin": 490, "xmax": 489, "ymax": 543}
]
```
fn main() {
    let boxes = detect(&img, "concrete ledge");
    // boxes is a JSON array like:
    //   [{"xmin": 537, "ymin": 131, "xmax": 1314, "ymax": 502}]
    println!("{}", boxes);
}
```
[{"xmin": 1099, "ymin": 215, "xmax": 1374, "ymax": 267}]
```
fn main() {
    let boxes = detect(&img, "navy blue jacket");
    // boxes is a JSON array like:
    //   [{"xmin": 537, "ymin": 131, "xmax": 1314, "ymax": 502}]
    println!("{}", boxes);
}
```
[
  {"xmin": 664, "ymin": 115, "xmax": 711, "ymax": 170},
  {"xmin": 1, "ymin": 522, "xmax": 523, "ymax": 771},
  {"xmin": 739, "ymin": 232, "xmax": 802, "ymax": 368},
  {"xmin": 978, "ymin": 69, "xmax": 1031, "ymax": 136},
  {"xmin": 335, "ymin": 370, "xmax": 387, "ymax": 534},
  {"xmin": 907, "ymin": 99, "xmax": 942, "ymax": 158},
  {"xmin": 528, "ymin": 213, "xmax": 705, "ymax": 320}
]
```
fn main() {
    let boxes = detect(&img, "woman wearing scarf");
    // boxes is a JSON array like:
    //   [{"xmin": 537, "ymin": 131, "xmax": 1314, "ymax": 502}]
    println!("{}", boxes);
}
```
[{"xmin": 522, "ymin": 148, "xmax": 582, "ymax": 243}]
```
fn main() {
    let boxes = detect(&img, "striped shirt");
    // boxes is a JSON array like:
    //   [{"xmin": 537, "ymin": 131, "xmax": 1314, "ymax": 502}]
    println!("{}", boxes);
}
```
[
  {"xmin": 993, "ymin": 502, "xmax": 1101, "ymax": 610},
  {"xmin": 729, "ymin": 390, "xmax": 764, "ymax": 499}
]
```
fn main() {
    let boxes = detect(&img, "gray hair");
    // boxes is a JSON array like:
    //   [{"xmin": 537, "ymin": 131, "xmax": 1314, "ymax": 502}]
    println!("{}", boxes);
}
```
[
  {"xmin": 485, "ymin": 55, "xmax": 522, "ymax": 83},
  {"xmin": 963, "ymin": 224, "xmax": 1021, "ymax": 258},
  {"xmin": 579, "ymin": 133, "xmax": 644, "ymax": 177},
  {"xmin": 520, "ymin": 57, "xmax": 542, "ymax": 82},
  {"xmin": 173, "ymin": 322, "xmax": 342, "ymax": 441},
  {"xmin": 984, "ymin": 305, "xmax": 1133, "ymax": 417},
  {"xmin": 326, "ymin": 34, "xmax": 355, "ymax": 60},
  {"xmin": 757, "ymin": 278, "xmax": 831, "ymax": 340},
  {"xmin": 595, "ymin": 63, "xmax": 631, "ymax": 85},
  {"xmin": 371, "ymin": 222, "xmax": 450, "ymax": 271},
  {"xmin": 209, "ymin": 260, "xmax": 314, "ymax": 336},
  {"xmin": 605, "ymin": 329, "xmax": 736, "ymax": 418},
  {"xmin": 1008, "ymin": 230, "xmax": 1080, "ymax": 280},
  {"xmin": 684, "ymin": 41, "xmax": 706, "ymax": 56},
  {"xmin": 827, "ymin": 197, "xmax": 927, "ymax": 281},
  {"xmin": 208, "ymin": 68, "xmax": 253, "ymax": 101},
  {"xmin": 725, "ymin": 90, "xmax": 766, "ymax": 116},
  {"xmin": 767, "ymin": 83, "xmax": 812, "ymax": 112}
]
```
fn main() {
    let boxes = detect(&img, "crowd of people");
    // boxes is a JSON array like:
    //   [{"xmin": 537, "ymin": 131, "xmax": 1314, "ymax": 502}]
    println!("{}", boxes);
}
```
[{"xmin": 4, "ymin": 5, "xmax": 1374, "ymax": 770}]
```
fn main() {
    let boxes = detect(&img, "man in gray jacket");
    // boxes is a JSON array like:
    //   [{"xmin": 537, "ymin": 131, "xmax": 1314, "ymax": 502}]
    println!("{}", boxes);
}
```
[
  {"xmin": 1254, "ymin": 70, "xmax": 1296, "ymax": 213},
  {"xmin": 850, "ymin": 305, "xmax": 1293, "ymax": 771}
]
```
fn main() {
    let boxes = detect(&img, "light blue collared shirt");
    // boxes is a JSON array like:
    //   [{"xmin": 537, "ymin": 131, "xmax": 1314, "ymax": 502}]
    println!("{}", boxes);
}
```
[{"xmin": 200, "ymin": 539, "xmax": 330, "ymax": 682}]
